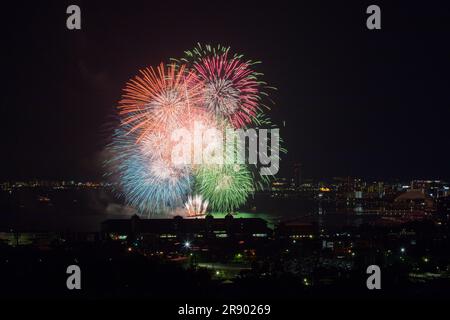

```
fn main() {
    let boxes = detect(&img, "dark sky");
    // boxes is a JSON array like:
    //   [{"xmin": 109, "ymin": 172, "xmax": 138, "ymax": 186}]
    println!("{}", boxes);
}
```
[{"xmin": 1, "ymin": 0, "xmax": 449, "ymax": 181}]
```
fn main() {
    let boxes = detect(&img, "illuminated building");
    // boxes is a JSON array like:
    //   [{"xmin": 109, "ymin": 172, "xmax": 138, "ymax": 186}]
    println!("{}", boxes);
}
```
[
  {"xmin": 102, "ymin": 214, "xmax": 271, "ymax": 244},
  {"xmin": 293, "ymin": 163, "xmax": 302, "ymax": 188}
]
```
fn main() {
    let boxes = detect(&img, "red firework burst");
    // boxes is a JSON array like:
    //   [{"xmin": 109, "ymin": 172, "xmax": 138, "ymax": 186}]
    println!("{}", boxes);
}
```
[{"xmin": 192, "ymin": 53, "xmax": 260, "ymax": 128}]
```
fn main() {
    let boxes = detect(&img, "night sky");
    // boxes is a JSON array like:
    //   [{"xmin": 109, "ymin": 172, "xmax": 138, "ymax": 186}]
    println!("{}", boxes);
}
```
[{"xmin": 1, "ymin": 0, "xmax": 449, "ymax": 181}]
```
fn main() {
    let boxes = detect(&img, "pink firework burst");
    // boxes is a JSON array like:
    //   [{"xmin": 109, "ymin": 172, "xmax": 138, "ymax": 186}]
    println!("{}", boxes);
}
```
[{"xmin": 193, "ymin": 53, "xmax": 260, "ymax": 128}]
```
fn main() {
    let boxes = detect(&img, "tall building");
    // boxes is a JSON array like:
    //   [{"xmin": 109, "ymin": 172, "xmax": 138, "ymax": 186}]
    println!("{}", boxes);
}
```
[{"xmin": 293, "ymin": 163, "xmax": 302, "ymax": 188}]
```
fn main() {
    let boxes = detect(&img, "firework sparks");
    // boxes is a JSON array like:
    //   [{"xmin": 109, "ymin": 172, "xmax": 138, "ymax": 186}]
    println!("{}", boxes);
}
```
[
  {"xmin": 175, "ymin": 44, "xmax": 272, "ymax": 128},
  {"xmin": 118, "ymin": 62, "xmax": 204, "ymax": 142},
  {"xmin": 184, "ymin": 194, "xmax": 209, "ymax": 217},
  {"xmin": 192, "ymin": 53, "xmax": 260, "ymax": 128},
  {"xmin": 194, "ymin": 164, "xmax": 253, "ymax": 213},
  {"xmin": 105, "ymin": 126, "xmax": 193, "ymax": 217}
]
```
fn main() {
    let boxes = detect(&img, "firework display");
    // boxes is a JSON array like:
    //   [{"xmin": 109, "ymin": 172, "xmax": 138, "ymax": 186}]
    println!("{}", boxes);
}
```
[{"xmin": 106, "ymin": 44, "xmax": 281, "ymax": 217}]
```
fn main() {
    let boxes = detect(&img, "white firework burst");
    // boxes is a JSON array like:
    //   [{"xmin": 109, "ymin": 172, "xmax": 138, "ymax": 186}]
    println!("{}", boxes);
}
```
[{"xmin": 184, "ymin": 194, "xmax": 209, "ymax": 217}]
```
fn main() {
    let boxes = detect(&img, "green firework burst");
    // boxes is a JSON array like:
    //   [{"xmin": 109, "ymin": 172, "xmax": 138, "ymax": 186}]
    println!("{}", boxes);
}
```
[{"xmin": 194, "ymin": 164, "xmax": 253, "ymax": 213}]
